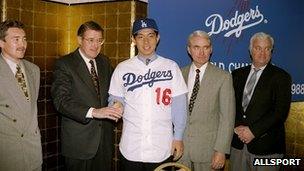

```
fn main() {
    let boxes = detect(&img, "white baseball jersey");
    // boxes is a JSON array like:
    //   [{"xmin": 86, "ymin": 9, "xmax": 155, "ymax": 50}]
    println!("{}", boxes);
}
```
[{"xmin": 109, "ymin": 55, "xmax": 187, "ymax": 162}]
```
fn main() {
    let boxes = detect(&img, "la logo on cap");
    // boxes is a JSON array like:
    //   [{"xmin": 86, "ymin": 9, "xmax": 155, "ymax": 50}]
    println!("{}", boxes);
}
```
[{"xmin": 141, "ymin": 20, "xmax": 147, "ymax": 28}]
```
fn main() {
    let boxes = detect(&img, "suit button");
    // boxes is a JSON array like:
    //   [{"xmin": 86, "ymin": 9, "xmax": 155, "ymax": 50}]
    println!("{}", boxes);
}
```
[
  {"xmin": 243, "ymin": 115, "xmax": 246, "ymax": 119},
  {"xmin": 99, "ymin": 124, "xmax": 102, "ymax": 127},
  {"xmin": 5, "ymin": 104, "xmax": 9, "ymax": 108},
  {"xmin": 21, "ymin": 134, "xmax": 24, "ymax": 137},
  {"xmin": 13, "ymin": 119, "xmax": 17, "ymax": 122}
]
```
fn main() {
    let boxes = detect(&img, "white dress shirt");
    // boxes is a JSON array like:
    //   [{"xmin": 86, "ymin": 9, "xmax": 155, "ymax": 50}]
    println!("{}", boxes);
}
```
[{"xmin": 187, "ymin": 62, "xmax": 208, "ymax": 101}]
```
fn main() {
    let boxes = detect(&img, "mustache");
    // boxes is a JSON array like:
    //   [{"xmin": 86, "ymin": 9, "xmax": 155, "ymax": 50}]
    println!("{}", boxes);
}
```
[{"xmin": 17, "ymin": 47, "xmax": 26, "ymax": 51}]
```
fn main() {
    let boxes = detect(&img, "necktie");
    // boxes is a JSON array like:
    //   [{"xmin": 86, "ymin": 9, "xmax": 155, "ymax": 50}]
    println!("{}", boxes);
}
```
[
  {"xmin": 242, "ymin": 68, "xmax": 260, "ymax": 111},
  {"xmin": 189, "ymin": 69, "xmax": 200, "ymax": 114},
  {"xmin": 15, "ymin": 64, "xmax": 29, "ymax": 101},
  {"xmin": 89, "ymin": 60, "xmax": 100, "ymax": 96}
]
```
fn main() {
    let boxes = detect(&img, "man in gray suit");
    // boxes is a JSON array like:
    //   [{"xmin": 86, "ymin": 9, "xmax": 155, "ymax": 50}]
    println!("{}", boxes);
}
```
[
  {"xmin": 179, "ymin": 30, "xmax": 235, "ymax": 170},
  {"xmin": 51, "ymin": 21, "xmax": 123, "ymax": 171},
  {"xmin": 0, "ymin": 20, "xmax": 42, "ymax": 170}
]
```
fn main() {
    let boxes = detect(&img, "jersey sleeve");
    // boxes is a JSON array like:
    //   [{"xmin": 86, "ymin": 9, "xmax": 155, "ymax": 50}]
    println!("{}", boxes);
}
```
[
  {"xmin": 172, "ymin": 63, "xmax": 188, "ymax": 97},
  {"xmin": 108, "ymin": 64, "xmax": 125, "ymax": 97}
]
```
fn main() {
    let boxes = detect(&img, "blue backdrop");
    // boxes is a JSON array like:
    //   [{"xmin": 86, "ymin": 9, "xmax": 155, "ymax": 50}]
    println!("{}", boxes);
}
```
[{"xmin": 149, "ymin": 0, "xmax": 304, "ymax": 101}]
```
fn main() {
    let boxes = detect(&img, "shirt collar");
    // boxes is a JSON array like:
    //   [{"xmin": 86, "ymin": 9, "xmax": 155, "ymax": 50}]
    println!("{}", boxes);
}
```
[
  {"xmin": 137, "ymin": 53, "xmax": 158, "ymax": 65},
  {"xmin": 190, "ymin": 62, "xmax": 208, "ymax": 73},
  {"xmin": 251, "ymin": 63, "xmax": 267, "ymax": 72},
  {"xmin": 1, "ymin": 53, "xmax": 23, "ymax": 75},
  {"xmin": 78, "ymin": 49, "xmax": 94, "ymax": 64}
]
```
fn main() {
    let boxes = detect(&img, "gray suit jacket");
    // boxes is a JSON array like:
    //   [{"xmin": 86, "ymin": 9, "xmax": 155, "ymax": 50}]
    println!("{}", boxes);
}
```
[
  {"xmin": 181, "ymin": 63, "xmax": 235, "ymax": 163},
  {"xmin": 0, "ymin": 56, "xmax": 42, "ymax": 170}
]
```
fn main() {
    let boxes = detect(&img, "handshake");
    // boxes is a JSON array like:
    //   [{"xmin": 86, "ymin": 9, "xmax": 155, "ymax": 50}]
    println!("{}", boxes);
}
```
[{"xmin": 92, "ymin": 101, "xmax": 124, "ymax": 122}]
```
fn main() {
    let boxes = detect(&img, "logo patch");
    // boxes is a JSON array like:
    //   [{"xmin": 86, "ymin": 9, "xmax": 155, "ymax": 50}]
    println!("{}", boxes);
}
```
[{"xmin": 123, "ymin": 69, "xmax": 173, "ymax": 91}]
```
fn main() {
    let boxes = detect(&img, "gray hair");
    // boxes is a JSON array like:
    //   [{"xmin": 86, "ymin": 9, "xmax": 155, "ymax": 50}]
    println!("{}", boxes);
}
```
[
  {"xmin": 249, "ymin": 32, "xmax": 274, "ymax": 53},
  {"xmin": 187, "ymin": 30, "xmax": 211, "ymax": 46}
]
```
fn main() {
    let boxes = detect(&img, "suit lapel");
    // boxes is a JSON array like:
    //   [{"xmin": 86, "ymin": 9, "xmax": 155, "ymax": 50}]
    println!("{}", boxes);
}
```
[
  {"xmin": 23, "ymin": 61, "xmax": 36, "ymax": 102},
  {"xmin": 96, "ymin": 56, "xmax": 106, "ymax": 101},
  {"xmin": 246, "ymin": 64, "xmax": 271, "ymax": 111},
  {"xmin": 196, "ymin": 63, "xmax": 214, "ymax": 101},
  {"xmin": 183, "ymin": 63, "xmax": 213, "ymax": 113},
  {"xmin": 0, "ymin": 57, "xmax": 30, "ymax": 111},
  {"xmin": 72, "ymin": 50, "xmax": 99, "ymax": 97},
  {"xmin": 240, "ymin": 66, "xmax": 251, "ymax": 96},
  {"xmin": 182, "ymin": 65, "xmax": 190, "ymax": 82}
]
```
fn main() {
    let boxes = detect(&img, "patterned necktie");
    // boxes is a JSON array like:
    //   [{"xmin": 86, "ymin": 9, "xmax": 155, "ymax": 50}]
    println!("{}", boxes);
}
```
[
  {"xmin": 89, "ymin": 60, "xmax": 100, "ymax": 96},
  {"xmin": 15, "ymin": 64, "xmax": 29, "ymax": 101},
  {"xmin": 242, "ymin": 68, "xmax": 260, "ymax": 111},
  {"xmin": 189, "ymin": 69, "xmax": 200, "ymax": 114}
]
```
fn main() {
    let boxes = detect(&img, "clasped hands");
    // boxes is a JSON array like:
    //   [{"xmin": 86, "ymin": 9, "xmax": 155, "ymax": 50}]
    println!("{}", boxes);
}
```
[
  {"xmin": 234, "ymin": 125, "xmax": 255, "ymax": 144},
  {"xmin": 92, "ymin": 101, "xmax": 123, "ymax": 122}
]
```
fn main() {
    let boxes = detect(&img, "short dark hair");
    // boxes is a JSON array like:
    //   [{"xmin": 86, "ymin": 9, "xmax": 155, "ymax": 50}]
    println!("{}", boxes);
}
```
[
  {"xmin": 77, "ymin": 21, "xmax": 104, "ymax": 37},
  {"xmin": 0, "ymin": 19, "xmax": 25, "ymax": 40},
  {"xmin": 133, "ymin": 31, "xmax": 159, "ymax": 38}
]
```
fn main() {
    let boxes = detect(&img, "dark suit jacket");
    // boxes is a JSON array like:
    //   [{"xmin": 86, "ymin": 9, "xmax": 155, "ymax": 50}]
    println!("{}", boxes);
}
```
[
  {"xmin": 0, "ymin": 57, "xmax": 42, "ymax": 170},
  {"xmin": 51, "ymin": 49, "xmax": 114, "ymax": 161},
  {"xmin": 231, "ymin": 63, "xmax": 291, "ymax": 155}
]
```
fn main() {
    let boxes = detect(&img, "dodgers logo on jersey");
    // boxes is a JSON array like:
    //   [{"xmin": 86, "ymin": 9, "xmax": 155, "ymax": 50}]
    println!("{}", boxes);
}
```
[{"xmin": 123, "ymin": 69, "xmax": 173, "ymax": 91}]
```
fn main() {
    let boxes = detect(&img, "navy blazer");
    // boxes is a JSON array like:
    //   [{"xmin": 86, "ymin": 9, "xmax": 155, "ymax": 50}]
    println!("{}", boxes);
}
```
[{"xmin": 231, "ymin": 63, "xmax": 291, "ymax": 155}]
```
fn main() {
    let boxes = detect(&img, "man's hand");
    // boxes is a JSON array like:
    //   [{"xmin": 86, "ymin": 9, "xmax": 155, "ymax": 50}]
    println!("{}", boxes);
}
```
[
  {"xmin": 92, "ymin": 106, "xmax": 123, "ymax": 121},
  {"xmin": 234, "ymin": 125, "xmax": 255, "ymax": 144},
  {"xmin": 171, "ymin": 140, "xmax": 184, "ymax": 161},
  {"xmin": 211, "ymin": 151, "xmax": 225, "ymax": 170}
]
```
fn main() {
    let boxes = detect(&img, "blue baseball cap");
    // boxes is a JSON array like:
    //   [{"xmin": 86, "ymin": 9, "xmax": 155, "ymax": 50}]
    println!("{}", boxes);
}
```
[{"xmin": 132, "ymin": 18, "xmax": 159, "ymax": 35}]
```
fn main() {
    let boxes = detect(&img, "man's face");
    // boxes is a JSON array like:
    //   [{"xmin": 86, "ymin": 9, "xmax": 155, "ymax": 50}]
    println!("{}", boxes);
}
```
[
  {"xmin": 188, "ymin": 36, "xmax": 212, "ymax": 68},
  {"xmin": 0, "ymin": 27, "xmax": 27, "ymax": 63},
  {"xmin": 78, "ymin": 29, "xmax": 103, "ymax": 59},
  {"xmin": 251, "ymin": 37, "xmax": 272, "ymax": 68},
  {"xmin": 132, "ymin": 28, "xmax": 159, "ymax": 57}
]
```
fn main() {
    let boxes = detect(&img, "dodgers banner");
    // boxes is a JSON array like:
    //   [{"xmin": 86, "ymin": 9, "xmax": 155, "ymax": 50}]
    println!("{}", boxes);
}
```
[{"xmin": 149, "ymin": 0, "xmax": 304, "ymax": 101}]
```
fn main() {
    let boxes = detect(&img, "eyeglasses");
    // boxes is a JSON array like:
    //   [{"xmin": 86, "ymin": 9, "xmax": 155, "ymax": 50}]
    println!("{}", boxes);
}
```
[
  {"xmin": 82, "ymin": 37, "xmax": 105, "ymax": 45},
  {"xmin": 253, "ymin": 46, "xmax": 272, "ymax": 52}
]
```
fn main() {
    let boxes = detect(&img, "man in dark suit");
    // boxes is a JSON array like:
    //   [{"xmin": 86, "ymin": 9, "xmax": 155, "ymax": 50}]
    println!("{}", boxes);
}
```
[
  {"xmin": 0, "ymin": 19, "xmax": 42, "ymax": 171},
  {"xmin": 51, "ymin": 21, "xmax": 123, "ymax": 171},
  {"xmin": 230, "ymin": 32, "xmax": 292, "ymax": 171}
]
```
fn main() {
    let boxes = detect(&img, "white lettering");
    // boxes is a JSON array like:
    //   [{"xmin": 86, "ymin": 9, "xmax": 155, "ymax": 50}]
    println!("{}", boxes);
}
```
[
  {"xmin": 253, "ymin": 158, "xmax": 302, "ymax": 166},
  {"xmin": 205, "ymin": 5, "xmax": 264, "ymax": 38}
]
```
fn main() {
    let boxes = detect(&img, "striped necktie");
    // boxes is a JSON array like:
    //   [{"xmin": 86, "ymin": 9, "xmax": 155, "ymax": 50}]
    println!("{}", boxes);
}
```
[{"xmin": 242, "ymin": 68, "xmax": 260, "ymax": 111}]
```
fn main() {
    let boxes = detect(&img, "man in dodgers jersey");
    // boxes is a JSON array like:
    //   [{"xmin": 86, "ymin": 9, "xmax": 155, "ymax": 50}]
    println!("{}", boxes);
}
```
[{"xmin": 109, "ymin": 18, "xmax": 188, "ymax": 171}]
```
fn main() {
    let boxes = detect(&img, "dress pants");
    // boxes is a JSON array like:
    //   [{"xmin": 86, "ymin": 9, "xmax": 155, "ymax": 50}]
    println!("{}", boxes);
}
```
[
  {"xmin": 230, "ymin": 145, "xmax": 283, "ymax": 171},
  {"xmin": 119, "ymin": 151, "xmax": 173, "ymax": 171}
]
